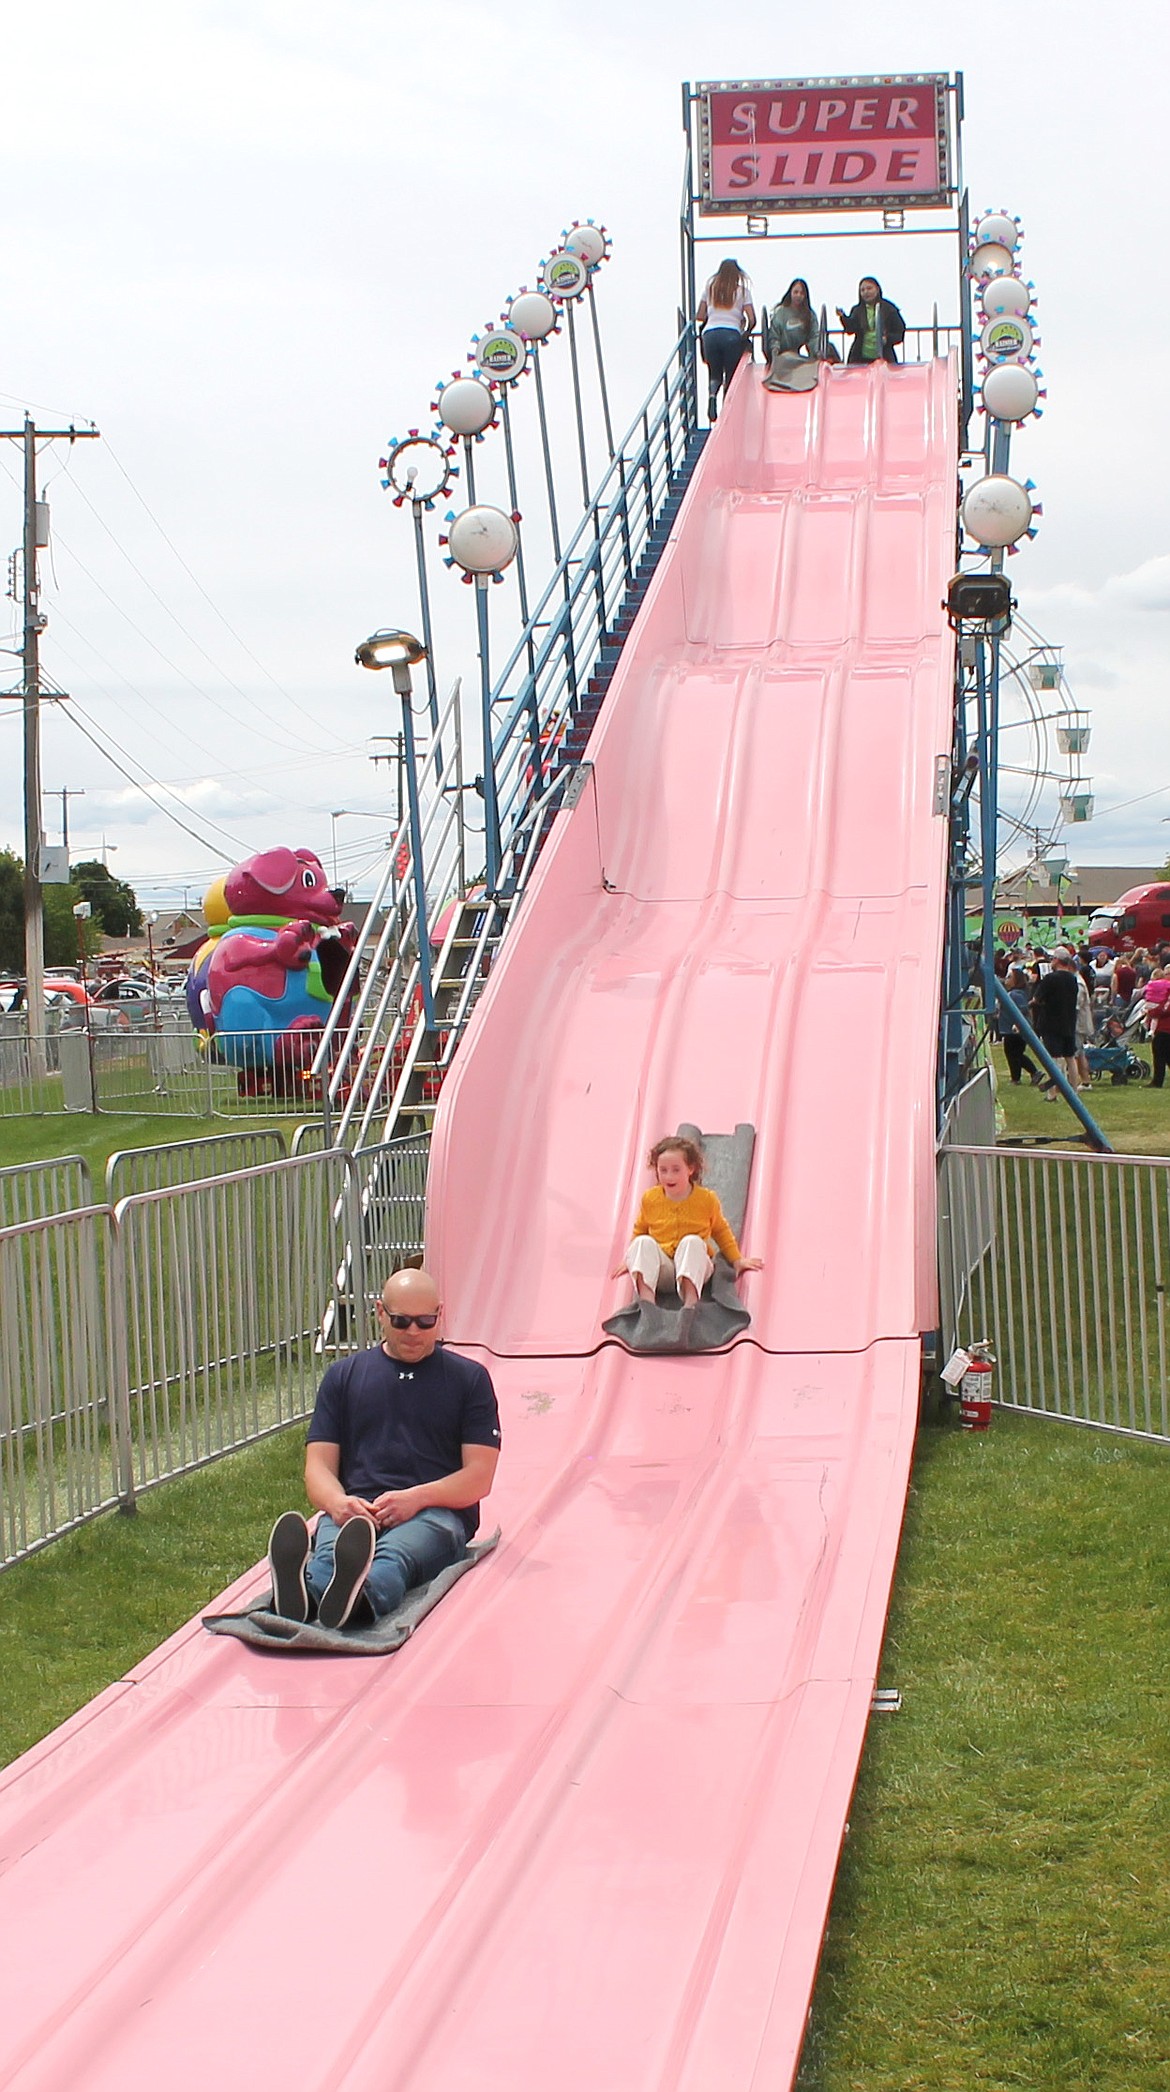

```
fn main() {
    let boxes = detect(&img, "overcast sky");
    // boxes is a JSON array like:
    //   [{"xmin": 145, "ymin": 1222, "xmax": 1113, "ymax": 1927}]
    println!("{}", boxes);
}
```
[{"xmin": 1, "ymin": 0, "xmax": 1165, "ymax": 913}]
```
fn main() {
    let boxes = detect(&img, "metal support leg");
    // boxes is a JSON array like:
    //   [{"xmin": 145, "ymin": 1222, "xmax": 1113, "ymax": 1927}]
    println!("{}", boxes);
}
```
[{"xmin": 476, "ymin": 579, "xmax": 501, "ymax": 892}]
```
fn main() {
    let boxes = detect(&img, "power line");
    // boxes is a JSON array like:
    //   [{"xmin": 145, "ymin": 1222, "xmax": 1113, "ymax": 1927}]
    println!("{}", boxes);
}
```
[
  {"xmin": 43, "ymin": 616, "xmax": 245, "ymax": 775},
  {"xmin": 102, "ymin": 439, "xmax": 353, "ymax": 752},
  {"xmin": 54, "ymin": 469, "xmax": 337, "ymax": 756},
  {"xmin": 49, "ymin": 527, "xmax": 317, "ymax": 746},
  {"xmin": 62, "ymin": 702, "xmax": 247, "ymax": 860}
]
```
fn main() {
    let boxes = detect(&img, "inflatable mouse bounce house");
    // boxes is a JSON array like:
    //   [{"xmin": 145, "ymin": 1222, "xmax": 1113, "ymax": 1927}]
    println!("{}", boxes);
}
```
[{"xmin": 186, "ymin": 847, "xmax": 357, "ymax": 1097}]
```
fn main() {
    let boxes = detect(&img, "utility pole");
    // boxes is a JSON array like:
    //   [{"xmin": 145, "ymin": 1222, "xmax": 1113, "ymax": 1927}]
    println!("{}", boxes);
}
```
[
  {"xmin": 44, "ymin": 785, "xmax": 85, "ymax": 858},
  {"xmin": 369, "ymin": 734, "xmax": 405, "ymax": 823},
  {"xmin": 2, "ymin": 416, "xmax": 99, "ymax": 1073}
]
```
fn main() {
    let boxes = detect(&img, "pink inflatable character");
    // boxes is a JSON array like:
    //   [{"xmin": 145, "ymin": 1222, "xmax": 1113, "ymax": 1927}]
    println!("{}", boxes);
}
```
[{"xmin": 193, "ymin": 847, "xmax": 357, "ymax": 1095}]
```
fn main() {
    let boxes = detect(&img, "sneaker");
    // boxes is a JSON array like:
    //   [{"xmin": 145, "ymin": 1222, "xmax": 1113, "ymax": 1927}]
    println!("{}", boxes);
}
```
[
  {"xmin": 708, "ymin": 390, "xmax": 719, "ymax": 422},
  {"xmin": 268, "ymin": 1511, "xmax": 311, "ymax": 1622},
  {"xmin": 318, "ymin": 1516, "xmax": 376, "ymax": 1630}
]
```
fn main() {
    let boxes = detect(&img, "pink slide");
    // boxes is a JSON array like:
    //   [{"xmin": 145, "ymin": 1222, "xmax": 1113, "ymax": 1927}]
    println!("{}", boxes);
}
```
[{"xmin": 0, "ymin": 357, "xmax": 956, "ymax": 2089}]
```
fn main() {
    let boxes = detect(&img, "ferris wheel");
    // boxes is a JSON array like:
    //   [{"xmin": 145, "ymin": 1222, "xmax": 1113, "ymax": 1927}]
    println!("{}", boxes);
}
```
[{"xmin": 972, "ymin": 608, "xmax": 1094, "ymax": 885}]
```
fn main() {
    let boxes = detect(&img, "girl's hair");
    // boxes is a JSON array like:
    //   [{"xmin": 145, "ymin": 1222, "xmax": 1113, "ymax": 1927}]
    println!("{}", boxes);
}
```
[
  {"xmin": 710, "ymin": 259, "xmax": 743, "ymax": 307},
  {"xmin": 859, "ymin": 276, "xmax": 883, "ymax": 299},
  {"xmin": 782, "ymin": 278, "xmax": 811, "ymax": 306},
  {"xmin": 648, "ymin": 1135, "xmax": 705, "ymax": 1182}
]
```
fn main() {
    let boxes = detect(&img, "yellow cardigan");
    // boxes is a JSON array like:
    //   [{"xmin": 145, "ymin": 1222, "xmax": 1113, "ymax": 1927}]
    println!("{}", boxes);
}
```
[{"xmin": 632, "ymin": 1185, "xmax": 742, "ymax": 1265}]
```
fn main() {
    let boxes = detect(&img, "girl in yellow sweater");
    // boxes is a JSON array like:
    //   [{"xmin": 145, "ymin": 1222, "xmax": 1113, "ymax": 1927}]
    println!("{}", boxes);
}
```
[{"xmin": 612, "ymin": 1136, "xmax": 763, "ymax": 1308}]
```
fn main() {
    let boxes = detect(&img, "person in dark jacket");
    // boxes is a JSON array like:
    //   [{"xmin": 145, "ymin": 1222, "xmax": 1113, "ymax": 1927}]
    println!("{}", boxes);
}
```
[
  {"xmin": 836, "ymin": 277, "xmax": 906, "ymax": 365},
  {"xmin": 1032, "ymin": 954, "xmax": 1082, "ymax": 1096},
  {"xmin": 1000, "ymin": 967, "xmax": 1042, "ymax": 1085}
]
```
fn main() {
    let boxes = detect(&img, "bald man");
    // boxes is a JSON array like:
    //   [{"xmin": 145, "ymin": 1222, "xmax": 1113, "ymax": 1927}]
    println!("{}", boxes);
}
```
[{"xmin": 267, "ymin": 1268, "xmax": 500, "ymax": 1630}]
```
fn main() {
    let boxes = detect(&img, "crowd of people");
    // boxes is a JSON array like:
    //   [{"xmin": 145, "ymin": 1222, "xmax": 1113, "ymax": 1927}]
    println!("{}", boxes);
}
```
[
  {"xmin": 696, "ymin": 259, "xmax": 907, "ymax": 418},
  {"xmin": 994, "ymin": 939, "xmax": 1170, "ymax": 1095}
]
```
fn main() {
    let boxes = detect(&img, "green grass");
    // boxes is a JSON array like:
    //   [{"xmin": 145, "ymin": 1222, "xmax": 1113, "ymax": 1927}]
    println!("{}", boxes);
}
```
[
  {"xmin": 995, "ymin": 1044, "xmax": 1170, "ymax": 1156},
  {"xmin": 798, "ymin": 1409, "xmax": 1170, "ymax": 2090},
  {"xmin": 0, "ymin": 1110, "xmax": 304, "ymax": 1188},
  {"xmin": 4, "ymin": 1406, "xmax": 1170, "ymax": 2090},
  {"xmin": 4, "ymin": 1062, "xmax": 1170, "ymax": 2078},
  {"xmin": 0, "ymin": 1425, "xmax": 306, "ymax": 1767}
]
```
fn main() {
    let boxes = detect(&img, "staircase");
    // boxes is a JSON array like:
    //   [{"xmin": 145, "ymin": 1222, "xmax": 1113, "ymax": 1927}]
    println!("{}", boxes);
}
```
[
  {"xmin": 555, "ymin": 428, "xmax": 707, "ymax": 775},
  {"xmin": 318, "ymin": 346, "xmax": 707, "ymax": 1150},
  {"xmin": 367, "ymin": 892, "xmax": 510, "ymax": 1143}
]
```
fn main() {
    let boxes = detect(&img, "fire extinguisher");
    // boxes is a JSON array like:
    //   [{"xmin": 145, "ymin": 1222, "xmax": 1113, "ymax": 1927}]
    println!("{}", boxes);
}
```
[{"xmin": 958, "ymin": 1339, "xmax": 996, "ymax": 1432}]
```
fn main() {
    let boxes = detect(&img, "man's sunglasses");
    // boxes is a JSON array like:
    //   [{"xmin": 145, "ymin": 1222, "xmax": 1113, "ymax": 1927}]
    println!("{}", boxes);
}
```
[{"xmin": 378, "ymin": 1307, "xmax": 439, "ymax": 1331}]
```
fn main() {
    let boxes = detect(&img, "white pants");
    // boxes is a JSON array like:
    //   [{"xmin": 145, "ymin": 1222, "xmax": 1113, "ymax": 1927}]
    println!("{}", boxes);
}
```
[{"xmin": 627, "ymin": 1235, "xmax": 714, "ymax": 1299}]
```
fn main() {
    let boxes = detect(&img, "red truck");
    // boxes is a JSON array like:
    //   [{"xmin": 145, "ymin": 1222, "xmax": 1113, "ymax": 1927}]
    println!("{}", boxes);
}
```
[{"xmin": 1087, "ymin": 882, "xmax": 1170, "ymax": 953}]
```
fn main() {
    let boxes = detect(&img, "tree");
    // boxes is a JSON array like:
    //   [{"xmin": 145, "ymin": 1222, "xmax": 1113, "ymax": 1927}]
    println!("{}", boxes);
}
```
[
  {"xmin": 70, "ymin": 859, "xmax": 143, "ymax": 938},
  {"xmin": 0, "ymin": 850, "xmax": 21, "ymax": 972},
  {"xmin": 0, "ymin": 851, "xmax": 101, "ymax": 971},
  {"xmin": 45, "ymin": 886, "xmax": 101, "ymax": 968}
]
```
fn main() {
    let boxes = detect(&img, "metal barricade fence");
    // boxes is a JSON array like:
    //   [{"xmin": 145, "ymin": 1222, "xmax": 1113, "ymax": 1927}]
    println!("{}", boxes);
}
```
[
  {"xmin": 106, "ymin": 1129, "xmax": 288, "ymax": 1204},
  {"xmin": 0, "ymin": 1022, "xmax": 338, "ymax": 1121},
  {"xmin": 0, "ymin": 1029, "xmax": 66, "ymax": 1116},
  {"xmin": 90, "ymin": 1028, "xmax": 316, "ymax": 1119},
  {"xmin": 0, "ymin": 1135, "xmax": 430, "ymax": 1568},
  {"xmin": 0, "ymin": 1206, "xmax": 128, "ymax": 1563},
  {"xmin": 0, "ymin": 1155, "xmax": 93, "ymax": 1226},
  {"xmin": 114, "ymin": 1149, "xmax": 362, "ymax": 1489},
  {"xmin": 938, "ymin": 1143, "xmax": 1170, "ymax": 1441}
]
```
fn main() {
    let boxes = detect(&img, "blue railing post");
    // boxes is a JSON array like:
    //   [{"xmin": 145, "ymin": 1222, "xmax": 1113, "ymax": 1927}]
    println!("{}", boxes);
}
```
[
  {"xmin": 399, "ymin": 681, "xmax": 436, "ymax": 1031},
  {"xmin": 476, "ymin": 578, "xmax": 502, "ymax": 892},
  {"xmin": 641, "ymin": 410, "xmax": 654, "ymax": 535}
]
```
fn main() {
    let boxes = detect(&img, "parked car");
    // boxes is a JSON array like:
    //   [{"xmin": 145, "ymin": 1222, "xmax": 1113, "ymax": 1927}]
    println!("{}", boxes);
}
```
[
  {"xmin": 0, "ymin": 978, "xmax": 129, "ymax": 1031},
  {"xmin": 90, "ymin": 978, "xmax": 172, "ymax": 1026}
]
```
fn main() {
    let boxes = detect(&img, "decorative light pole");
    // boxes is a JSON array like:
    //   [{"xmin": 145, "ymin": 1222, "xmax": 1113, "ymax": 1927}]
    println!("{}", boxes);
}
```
[
  {"xmin": 438, "ymin": 507, "xmax": 520, "ymax": 892},
  {"xmin": 354, "ymin": 628, "xmax": 436, "ymax": 1028},
  {"xmin": 539, "ymin": 248, "xmax": 592, "ymax": 506},
  {"xmin": 379, "ymin": 431, "xmax": 455, "ymax": 761}
]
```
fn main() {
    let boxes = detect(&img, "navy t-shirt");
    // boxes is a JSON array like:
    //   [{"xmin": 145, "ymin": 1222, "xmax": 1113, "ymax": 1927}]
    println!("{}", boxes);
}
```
[{"xmin": 306, "ymin": 1343, "xmax": 500, "ymax": 1539}]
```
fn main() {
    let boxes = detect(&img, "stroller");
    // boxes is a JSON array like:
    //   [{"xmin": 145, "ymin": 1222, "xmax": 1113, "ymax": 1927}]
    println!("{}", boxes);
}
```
[{"xmin": 1086, "ymin": 1013, "xmax": 1149, "ymax": 1084}]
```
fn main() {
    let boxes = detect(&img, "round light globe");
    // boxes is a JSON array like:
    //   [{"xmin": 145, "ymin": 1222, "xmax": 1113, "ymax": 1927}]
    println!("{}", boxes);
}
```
[
  {"xmin": 541, "ymin": 250, "xmax": 590, "ymax": 301},
  {"xmin": 974, "ymin": 213, "xmax": 1020, "ymax": 253},
  {"xmin": 564, "ymin": 224, "xmax": 608, "ymax": 267},
  {"xmin": 507, "ymin": 291, "xmax": 557, "ymax": 341},
  {"xmin": 980, "ymin": 274, "xmax": 1031, "ymax": 318},
  {"xmin": 475, "ymin": 329, "xmax": 528, "ymax": 383},
  {"xmin": 981, "ymin": 363, "xmax": 1039, "ymax": 422},
  {"xmin": 447, "ymin": 504, "xmax": 519, "ymax": 575},
  {"xmin": 969, "ymin": 240, "xmax": 1014, "ymax": 281},
  {"xmin": 384, "ymin": 435, "xmax": 451, "ymax": 502},
  {"xmin": 980, "ymin": 313, "xmax": 1035, "ymax": 364},
  {"xmin": 437, "ymin": 378, "xmax": 495, "ymax": 437},
  {"xmin": 962, "ymin": 475, "xmax": 1034, "ymax": 548}
]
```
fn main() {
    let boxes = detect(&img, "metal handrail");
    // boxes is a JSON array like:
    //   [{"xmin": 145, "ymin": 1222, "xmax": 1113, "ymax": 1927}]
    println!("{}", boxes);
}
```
[{"xmin": 313, "ymin": 330, "xmax": 700, "ymax": 1144}]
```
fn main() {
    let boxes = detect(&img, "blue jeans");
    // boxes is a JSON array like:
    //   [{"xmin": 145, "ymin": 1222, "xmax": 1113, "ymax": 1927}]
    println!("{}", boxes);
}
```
[
  {"xmin": 701, "ymin": 327, "xmax": 748, "ymax": 395},
  {"xmin": 305, "ymin": 1508, "xmax": 467, "ymax": 1621}
]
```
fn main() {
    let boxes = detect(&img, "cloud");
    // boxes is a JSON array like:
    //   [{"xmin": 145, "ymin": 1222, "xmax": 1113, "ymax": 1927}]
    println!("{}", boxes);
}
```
[
  {"xmin": 1027, "ymin": 553, "xmax": 1170, "ymax": 619},
  {"xmin": 1105, "ymin": 555, "xmax": 1170, "ymax": 613},
  {"xmin": 84, "ymin": 779, "xmax": 273, "ymax": 829},
  {"xmin": 1071, "ymin": 658, "xmax": 1120, "ymax": 689}
]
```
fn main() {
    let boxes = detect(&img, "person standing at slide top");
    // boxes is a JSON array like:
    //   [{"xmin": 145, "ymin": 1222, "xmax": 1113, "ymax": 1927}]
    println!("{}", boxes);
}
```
[
  {"xmin": 836, "ymin": 277, "xmax": 906, "ymax": 366},
  {"xmin": 697, "ymin": 258, "xmax": 756, "ymax": 422},
  {"xmin": 763, "ymin": 278, "xmax": 822, "ymax": 393},
  {"xmin": 267, "ymin": 1266, "xmax": 500, "ymax": 1631}
]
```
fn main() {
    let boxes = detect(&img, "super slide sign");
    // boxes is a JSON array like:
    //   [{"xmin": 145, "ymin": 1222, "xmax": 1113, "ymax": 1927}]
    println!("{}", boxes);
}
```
[{"xmin": 697, "ymin": 75, "xmax": 953, "ymax": 213}]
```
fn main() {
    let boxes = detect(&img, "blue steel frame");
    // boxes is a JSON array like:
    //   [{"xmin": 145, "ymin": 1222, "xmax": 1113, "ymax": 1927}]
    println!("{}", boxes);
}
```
[
  {"xmin": 943, "ymin": 415, "xmax": 1112, "ymax": 1151},
  {"xmin": 475, "ymin": 328, "xmax": 699, "ymax": 899}
]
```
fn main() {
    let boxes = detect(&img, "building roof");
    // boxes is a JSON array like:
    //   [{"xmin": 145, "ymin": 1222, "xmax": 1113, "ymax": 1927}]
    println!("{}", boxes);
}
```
[{"xmin": 970, "ymin": 865, "xmax": 1168, "ymax": 913}]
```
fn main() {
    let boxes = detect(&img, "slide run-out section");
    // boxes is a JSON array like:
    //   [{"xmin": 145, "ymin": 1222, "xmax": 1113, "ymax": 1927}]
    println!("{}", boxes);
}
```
[{"xmin": 0, "ymin": 356, "xmax": 956, "ymax": 2091}]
